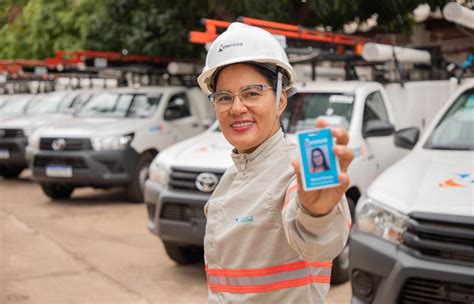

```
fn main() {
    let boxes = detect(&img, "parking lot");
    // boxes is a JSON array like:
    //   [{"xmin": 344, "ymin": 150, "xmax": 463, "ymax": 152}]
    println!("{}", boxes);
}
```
[{"xmin": 1, "ymin": 172, "xmax": 351, "ymax": 304}]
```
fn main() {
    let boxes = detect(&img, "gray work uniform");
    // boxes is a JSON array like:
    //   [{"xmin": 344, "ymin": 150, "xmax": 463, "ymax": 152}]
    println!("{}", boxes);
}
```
[{"xmin": 204, "ymin": 130, "xmax": 351, "ymax": 303}]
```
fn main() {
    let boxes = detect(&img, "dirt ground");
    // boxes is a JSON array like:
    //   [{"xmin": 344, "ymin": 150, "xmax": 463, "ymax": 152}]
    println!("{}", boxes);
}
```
[{"xmin": 0, "ymin": 172, "xmax": 351, "ymax": 304}]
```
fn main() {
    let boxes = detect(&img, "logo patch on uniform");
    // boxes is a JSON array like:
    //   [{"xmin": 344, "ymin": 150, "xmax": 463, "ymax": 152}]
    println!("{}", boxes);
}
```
[{"xmin": 235, "ymin": 216, "xmax": 254, "ymax": 223}]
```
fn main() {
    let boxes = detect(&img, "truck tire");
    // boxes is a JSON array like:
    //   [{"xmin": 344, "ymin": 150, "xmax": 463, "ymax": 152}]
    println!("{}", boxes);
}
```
[
  {"xmin": 163, "ymin": 242, "xmax": 204, "ymax": 265},
  {"xmin": 0, "ymin": 166, "xmax": 23, "ymax": 179},
  {"xmin": 331, "ymin": 197, "xmax": 355, "ymax": 284},
  {"xmin": 126, "ymin": 153, "xmax": 154, "ymax": 203},
  {"xmin": 41, "ymin": 183, "xmax": 74, "ymax": 200}
]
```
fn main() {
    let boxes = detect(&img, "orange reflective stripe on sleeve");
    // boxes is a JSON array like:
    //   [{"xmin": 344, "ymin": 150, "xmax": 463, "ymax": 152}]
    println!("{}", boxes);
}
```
[
  {"xmin": 206, "ymin": 260, "xmax": 332, "ymax": 294},
  {"xmin": 345, "ymin": 217, "xmax": 352, "ymax": 231}
]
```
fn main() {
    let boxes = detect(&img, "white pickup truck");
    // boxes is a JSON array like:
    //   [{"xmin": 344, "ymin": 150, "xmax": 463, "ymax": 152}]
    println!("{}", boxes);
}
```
[
  {"xmin": 28, "ymin": 86, "xmax": 212, "ymax": 202},
  {"xmin": 349, "ymin": 82, "xmax": 474, "ymax": 303},
  {"xmin": 0, "ymin": 91, "xmax": 91, "ymax": 178},
  {"xmin": 0, "ymin": 94, "xmax": 43, "ymax": 121},
  {"xmin": 145, "ymin": 81, "xmax": 407, "ymax": 283}
]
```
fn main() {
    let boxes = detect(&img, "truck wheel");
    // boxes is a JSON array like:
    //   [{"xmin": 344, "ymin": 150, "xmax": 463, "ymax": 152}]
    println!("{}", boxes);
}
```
[
  {"xmin": 127, "ymin": 153, "xmax": 154, "ymax": 203},
  {"xmin": 331, "ymin": 197, "xmax": 355, "ymax": 284},
  {"xmin": 41, "ymin": 183, "xmax": 74, "ymax": 200},
  {"xmin": 163, "ymin": 242, "xmax": 203, "ymax": 265},
  {"xmin": 0, "ymin": 166, "xmax": 23, "ymax": 179}
]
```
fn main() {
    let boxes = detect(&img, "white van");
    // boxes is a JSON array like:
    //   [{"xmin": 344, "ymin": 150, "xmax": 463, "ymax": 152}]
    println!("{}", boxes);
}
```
[
  {"xmin": 145, "ymin": 81, "xmax": 406, "ymax": 283},
  {"xmin": 349, "ymin": 82, "xmax": 474, "ymax": 303},
  {"xmin": 29, "ymin": 86, "xmax": 212, "ymax": 202}
]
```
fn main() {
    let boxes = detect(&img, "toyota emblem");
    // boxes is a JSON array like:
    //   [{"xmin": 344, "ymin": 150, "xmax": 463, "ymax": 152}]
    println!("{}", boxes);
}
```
[
  {"xmin": 195, "ymin": 172, "xmax": 219, "ymax": 193},
  {"xmin": 51, "ymin": 138, "xmax": 67, "ymax": 151}
]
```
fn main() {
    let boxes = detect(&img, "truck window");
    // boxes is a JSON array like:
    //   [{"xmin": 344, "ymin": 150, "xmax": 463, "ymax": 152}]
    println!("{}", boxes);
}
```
[
  {"xmin": 26, "ymin": 92, "xmax": 72, "ymax": 114},
  {"xmin": 76, "ymin": 93, "xmax": 133, "ymax": 117},
  {"xmin": 424, "ymin": 88, "xmax": 474, "ymax": 150},
  {"xmin": 67, "ymin": 93, "xmax": 92, "ymax": 111},
  {"xmin": 283, "ymin": 92, "xmax": 354, "ymax": 132},
  {"xmin": 363, "ymin": 91, "xmax": 389, "ymax": 126},
  {"xmin": 165, "ymin": 93, "xmax": 191, "ymax": 120},
  {"xmin": 3, "ymin": 95, "xmax": 35, "ymax": 114},
  {"xmin": 128, "ymin": 95, "xmax": 160, "ymax": 118}
]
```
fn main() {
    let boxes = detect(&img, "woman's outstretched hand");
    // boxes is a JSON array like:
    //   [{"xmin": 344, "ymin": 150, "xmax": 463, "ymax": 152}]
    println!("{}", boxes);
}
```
[{"xmin": 291, "ymin": 119, "xmax": 354, "ymax": 216}]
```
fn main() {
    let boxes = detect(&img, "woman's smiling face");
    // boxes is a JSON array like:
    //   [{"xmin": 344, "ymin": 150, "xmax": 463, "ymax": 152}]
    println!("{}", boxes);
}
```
[
  {"xmin": 312, "ymin": 149, "xmax": 324, "ymax": 166},
  {"xmin": 214, "ymin": 64, "xmax": 286, "ymax": 154}
]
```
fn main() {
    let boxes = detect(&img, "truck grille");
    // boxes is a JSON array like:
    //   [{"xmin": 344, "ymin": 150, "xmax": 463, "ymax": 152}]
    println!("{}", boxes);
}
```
[
  {"xmin": 398, "ymin": 277, "xmax": 474, "ymax": 303},
  {"xmin": 39, "ymin": 138, "xmax": 92, "ymax": 151},
  {"xmin": 0, "ymin": 129, "xmax": 25, "ymax": 138},
  {"xmin": 402, "ymin": 213, "xmax": 474, "ymax": 265},
  {"xmin": 160, "ymin": 202, "xmax": 205, "ymax": 222},
  {"xmin": 0, "ymin": 143, "xmax": 20, "ymax": 152},
  {"xmin": 168, "ymin": 168, "xmax": 224, "ymax": 193},
  {"xmin": 33, "ymin": 156, "xmax": 87, "ymax": 169}
]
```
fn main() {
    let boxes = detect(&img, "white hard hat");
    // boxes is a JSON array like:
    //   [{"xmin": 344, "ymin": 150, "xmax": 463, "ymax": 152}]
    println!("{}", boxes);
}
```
[{"xmin": 197, "ymin": 22, "xmax": 297, "ymax": 96}]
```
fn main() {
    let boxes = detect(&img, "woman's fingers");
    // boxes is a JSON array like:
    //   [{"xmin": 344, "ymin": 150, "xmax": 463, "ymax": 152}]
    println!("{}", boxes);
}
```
[
  {"xmin": 334, "ymin": 145, "xmax": 354, "ymax": 173},
  {"xmin": 315, "ymin": 118, "xmax": 328, "ymax": 129},
  {"xmin": 331, "ymin": 127, "xmax": 350, "ymax": 145},
  {"xmin": 290, "ymin": 158, "xmax": 303, "ymax": 189},
  {"xmin": 338, "ymin": 172, "xmax": 350, "ymax": 193},
  {"xmin": 316, "ymin": 118, "xmax": 350, "ymax": 146}
]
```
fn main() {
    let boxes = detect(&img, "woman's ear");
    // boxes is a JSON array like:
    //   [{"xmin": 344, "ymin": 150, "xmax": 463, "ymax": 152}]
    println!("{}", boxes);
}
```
[{"xmin": 277, "ymin": 90, "xmax": 287, "ymax": 117}]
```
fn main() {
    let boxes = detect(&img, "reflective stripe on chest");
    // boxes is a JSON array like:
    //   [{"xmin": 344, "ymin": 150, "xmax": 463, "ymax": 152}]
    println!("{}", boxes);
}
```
[{"xmin": 206, "ymin": 260, "xmax": 332, "ymax": 293}]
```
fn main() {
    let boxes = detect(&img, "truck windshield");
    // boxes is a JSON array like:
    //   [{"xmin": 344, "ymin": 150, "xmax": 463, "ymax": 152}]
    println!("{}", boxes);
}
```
[
  {"xmin": 76, "ymin": 92, "xmax": 161, "ymax": 118},
  {"xmin": 424, "ymin": 88, "xmax": 474, "ymax": 151},
  {"xmin": 25, "ymin": 92, "xmax": 76, "ymax": 114},
  {"xmin": 0, "ymin": 95, "xmax": 33, "ymax": 114},
  {"xmin": 283, "ymin": 92, "xmax": 354, "ymax": 133}
]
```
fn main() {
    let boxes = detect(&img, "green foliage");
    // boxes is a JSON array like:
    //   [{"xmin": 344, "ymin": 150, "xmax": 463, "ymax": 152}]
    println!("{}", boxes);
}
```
[
  {"xmin": 0, "ymin": 0, "xmax": 453, "ymax": 60},
  {"xmin": 0, "ymin": 0, "xmax": 101, "ymax": 59},
  {"xmin": 84, "ymin": 0, "xmax": 210, "ymax": 58}
]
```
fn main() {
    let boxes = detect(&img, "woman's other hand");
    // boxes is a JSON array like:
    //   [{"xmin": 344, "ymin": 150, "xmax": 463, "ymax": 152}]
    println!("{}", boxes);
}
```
[{"xmin": 291, "ymin": 119, "xmax": 354, "ymax": 216}]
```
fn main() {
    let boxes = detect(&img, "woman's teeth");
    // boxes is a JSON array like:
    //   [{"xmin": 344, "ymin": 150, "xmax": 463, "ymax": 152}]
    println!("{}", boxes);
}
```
[{"xmin": 232, "ymin": 122, "xmax": 254, "ymax": 128}]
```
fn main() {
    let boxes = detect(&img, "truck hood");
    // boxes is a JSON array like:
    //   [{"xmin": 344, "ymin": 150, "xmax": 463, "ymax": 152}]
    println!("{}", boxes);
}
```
[
  {"xmin": 1, "ymin": 113, "xmax": 69, "ymax": 131},
  {"xmin": 367, "ymin": 148, "xmax": 474, "ymax": 217},
  {"xmin": 160, "ymin": 131, "xmax": 234, "ymax": 171},
  {"xmin": 36, "ymin": 117, "xmax": 147, "ymax": 138}
]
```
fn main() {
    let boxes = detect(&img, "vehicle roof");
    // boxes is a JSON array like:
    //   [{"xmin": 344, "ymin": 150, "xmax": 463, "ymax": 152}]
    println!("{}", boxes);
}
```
[
  {"xmin": 103, "ymin": 85, "xmax": 189, "ymax": 94},
  {"xmin": 294, "ymin": 81, "xmax": 382, "ymax": 94}
]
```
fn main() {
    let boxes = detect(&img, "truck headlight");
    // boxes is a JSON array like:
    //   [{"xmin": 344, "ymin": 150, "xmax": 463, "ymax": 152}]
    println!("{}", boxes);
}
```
[
  {"xmin": 149, "ymin": 159, "xmax": 170, "ymax": 186},
  {"xmin": 91, "ymin": 133, "xmax": 134, "ymax": 151},
  {"xmin": 355, "ymin": 196, "xmax": 408, "ymax": 244}
]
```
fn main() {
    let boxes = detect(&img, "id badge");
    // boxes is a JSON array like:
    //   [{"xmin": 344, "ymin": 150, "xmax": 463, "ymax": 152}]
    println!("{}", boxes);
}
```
[{"xmin": 296, "ymin": 128, "xmax": 340, "ymax": 191}]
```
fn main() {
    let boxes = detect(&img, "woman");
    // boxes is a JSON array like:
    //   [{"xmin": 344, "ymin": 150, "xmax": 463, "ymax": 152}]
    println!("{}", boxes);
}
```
[
  {"xmin": 311, "ymin": 147, "xmax": 330, "ymax": 173},
  {"xmin": 198, "ymin": 23, "xmax": 354, "ymax": 303}
]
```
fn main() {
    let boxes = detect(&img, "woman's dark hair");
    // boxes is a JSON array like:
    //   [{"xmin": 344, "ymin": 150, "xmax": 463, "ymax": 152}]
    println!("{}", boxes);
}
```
[
  {"xmin": 311, "ymin": 148, "xmax": 329, "ymax": 171},
  {"xmin": 210, "ymin": 62, "xmax": 289, "ymax": 92}
]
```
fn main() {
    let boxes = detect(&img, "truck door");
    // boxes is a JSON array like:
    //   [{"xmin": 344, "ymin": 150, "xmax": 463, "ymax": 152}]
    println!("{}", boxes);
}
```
[
  {"xmin": 362, "ymin": 91, "xmax": 398, "ymax": 173},
  {"xmin": 162, "ymin": 92, "xmax": 202, "ymax": 143}
]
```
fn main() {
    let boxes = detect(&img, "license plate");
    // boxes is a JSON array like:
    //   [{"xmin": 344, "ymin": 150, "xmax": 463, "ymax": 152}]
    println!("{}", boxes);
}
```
[
  {"xmin": 45, "ymin": 164, "xmax": 73, "ymax": 178},
  {"xmin": 0, "ymin": 149, "xmax": 9, "ymax": 159}
]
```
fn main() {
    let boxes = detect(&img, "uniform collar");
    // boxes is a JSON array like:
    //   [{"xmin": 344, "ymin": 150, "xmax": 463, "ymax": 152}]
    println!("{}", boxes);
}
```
[{"xmin": 231, "ymin": 129, "xmax": 285, "ymax": 172}]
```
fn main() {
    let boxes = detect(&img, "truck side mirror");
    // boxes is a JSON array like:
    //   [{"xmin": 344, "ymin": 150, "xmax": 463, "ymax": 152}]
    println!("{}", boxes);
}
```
[
  {"xmin": 164, "ymin": 108, "xmax": 183, "ymax": 121},
  {"xmin": 394, "ymin": 127, "xmax": 420, "ymax": 150},
  {"xmin": 362, "ymin": 120, "xmax": 395, "ymax": 138}
]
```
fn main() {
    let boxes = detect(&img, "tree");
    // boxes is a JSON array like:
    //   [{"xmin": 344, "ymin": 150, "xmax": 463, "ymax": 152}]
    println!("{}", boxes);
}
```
[
  {"xmin": 0, "ymin": 0, "xmax": 453, "ymax": 60},
  {"xmin": 0, "ymin": 0, "xmax": 101, "ymax": 59}
]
